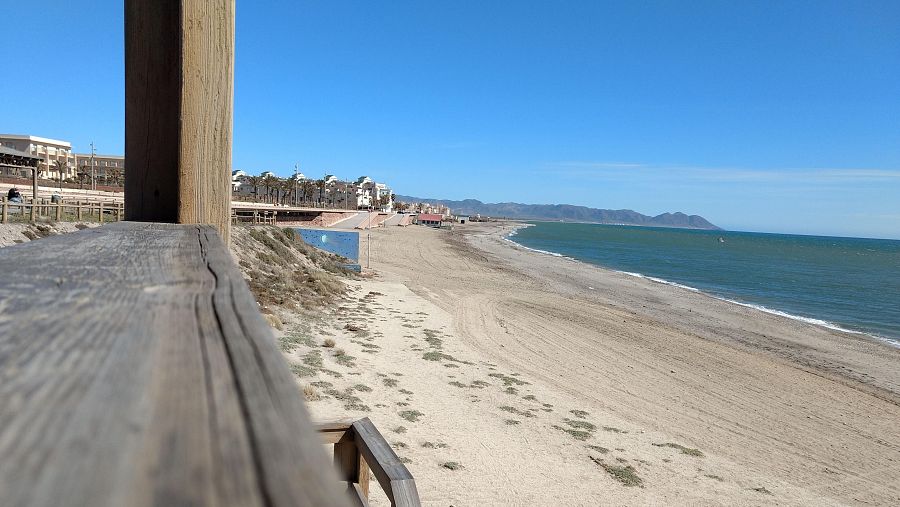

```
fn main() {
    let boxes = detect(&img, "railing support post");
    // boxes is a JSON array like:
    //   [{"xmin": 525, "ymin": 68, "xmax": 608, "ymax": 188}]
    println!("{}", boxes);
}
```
[{"xmin": 125, "ymin": 0, "xmax": 235, "ymax": 243}]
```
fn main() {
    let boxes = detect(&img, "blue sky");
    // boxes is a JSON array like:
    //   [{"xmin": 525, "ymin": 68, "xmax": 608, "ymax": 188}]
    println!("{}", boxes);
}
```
[{"xmin": 2, "ymin": 1, "xmax": 899, "ymax": 238}]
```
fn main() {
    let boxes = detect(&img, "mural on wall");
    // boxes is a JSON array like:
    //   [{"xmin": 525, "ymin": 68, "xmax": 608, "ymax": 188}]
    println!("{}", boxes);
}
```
[{"xmin": 295, "ymin": 228, "xmax": 360, "ymax": 262}]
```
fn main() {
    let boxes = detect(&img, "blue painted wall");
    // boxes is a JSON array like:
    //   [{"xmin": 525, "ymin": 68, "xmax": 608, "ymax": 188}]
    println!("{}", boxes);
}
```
[{"xmin": 295, "ymin": 228, "xmax": 360, "ymax": 262}]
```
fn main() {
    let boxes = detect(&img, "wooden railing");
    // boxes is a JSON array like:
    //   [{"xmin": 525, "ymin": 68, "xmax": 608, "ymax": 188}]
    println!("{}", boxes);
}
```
[
  {"xmin": 0, "ymin": 223, "xmax": 350, "ymax": 506},
  {"xmin": 1, "ymin": 197, "xmax": 124, "ymax": 224},
  {"xmin": 319, "ymin": 418, "xmax": 421, "ymax": 507}
]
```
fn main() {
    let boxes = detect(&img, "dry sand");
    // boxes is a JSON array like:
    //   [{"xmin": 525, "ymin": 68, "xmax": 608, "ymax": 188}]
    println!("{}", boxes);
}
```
[{"xmin": 284, "ymin": 222, "xmax": 900, "ymax": 506}]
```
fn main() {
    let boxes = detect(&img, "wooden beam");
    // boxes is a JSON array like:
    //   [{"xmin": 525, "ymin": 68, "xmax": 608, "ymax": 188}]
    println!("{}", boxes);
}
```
[
  {"xmin": 0, "ymin": 223, "xmax": 349, "ymax": 506},
  {"xmin": 351, "ymin": 418, "xmax": 420, "ymax": 507},
  {"xmin": 125, "ymin": 0, "xmax": 234, "ymax": 243}
]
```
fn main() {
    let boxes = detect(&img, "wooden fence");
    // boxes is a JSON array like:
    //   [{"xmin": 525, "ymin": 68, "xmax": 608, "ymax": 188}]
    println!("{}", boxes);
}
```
[
  {"xmin": 1, "ymin": 197, "xmax": 125, "ymax": 224},
  {"xmin": 319, "ymin": 418, "xmax": 421, "ymax": 507}
]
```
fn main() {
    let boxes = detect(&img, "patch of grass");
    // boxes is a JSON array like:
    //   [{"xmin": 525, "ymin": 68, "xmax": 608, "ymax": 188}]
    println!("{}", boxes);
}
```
[
  {"xmin": 522, "ymin": 395, "xmax": 537, "ymax": 401},
  {"xmin": 471, "ymin": 380, "xmax": 490, "ymax": 388},
  {"xmin": 449, "ymin": 381, "xmax": 469, "ymax": 388},
  {"xmin": 421, "ymin": 441, "xmax": 449, "ymax": 449},
  {"xmin": 290, "ymin": 363, "xmax": 318, "ymax": 377},
  {"xmin": 443, "ymin": 363, "xmax": 460, "ymax": 368},
  {"xmin": 587, "ymin": 445, "xmax": 610, "ymax": 454},
  {"xmin": 704, "ymin": 474, "xmax": 723, "ymax": 482},
  {"xmin": 750, "ymin": 487, "xmax": 772, "ymax": 495},
  {"xmin": 311, "ymin": 380, "xmax": 333, "ymax": 388},
  {"xmin": 564, "ymin": 418, "xmax": 596, "ymax": 431},
  {"xmin": 399, "ymin": 457, "xmax": 412, "ymax": 464},
  {"xmin": 440, "ymin": 461, "xmax": 462, "ymax": 471},
  {"xmin": 505, "ymin": 419, "xmax": 520, "ymax": 425},
  {"xmin": 570, "ymin": 409, "xmax": 590, "ymax": 419},
  {"xmin": 602, "ymin": 426, "xmax": 628, "ymax": 434},
  {"xmin": 399, "ymin": 388, "xmax": 414, "ymax": 395},
  {"xmin": 552, "ymin": 424, "xmax": 591, "ymax": 441},
  {"xmin": 351, "ymin": 383, "xmax": 372, "ymax": 393},
  {"xmin": 279, "ymin": 333, "xmax": 317, "ymax": 352},
  {"xmin": 392, "ymin": 442, "xmax": 408, "ymax": 449},
  {"xmin": 504, "ymin": 387, "xmax": 519, "ymax": 395},
  {"xmin": 499, "ymin": 406, "xmax": 535, "ymax": 418},
  {"xmin": 335, "ymin": 352, "xmax": 357, "ymax": 367},
  {"xmin": 393, "ymin": 426, "xmax": 407, "ymax": 434},
  {"xmin": 302, "ymin": 350, "xmax": 323, "ymax": 368},
  {"xmin": 652, "ymin": 442, "xmax": 704, "ymax": 457},
  {"xmin": 422, "ymin": 351, "xmax": 444, "ymax": 361},
  {"xmin": 488, "ymin": 373, "xmax": 529, "ymax": 387},
  {"xmin": 399, "ymin": 410, "xmax": 424, "ymax": 422},
  {"xmin": 322, "ymin": 338, "xmax": 336, "ymax": 348},
  {"xmin": 591, "ymin": 457, "xmax": 643, "ymax": 487},
  {"xmin": 383, "ymin": 377, "xmax": 399, "ymax": 388}
]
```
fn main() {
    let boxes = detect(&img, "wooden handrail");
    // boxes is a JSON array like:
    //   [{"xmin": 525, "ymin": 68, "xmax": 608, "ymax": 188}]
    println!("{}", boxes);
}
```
[
  {"xmin": 318, "ymin": 418, "xmax": 421, "ymax": 507},
  {"xmin": 0, "ymin": 223, "xmax": 350, "ymax": 506}
]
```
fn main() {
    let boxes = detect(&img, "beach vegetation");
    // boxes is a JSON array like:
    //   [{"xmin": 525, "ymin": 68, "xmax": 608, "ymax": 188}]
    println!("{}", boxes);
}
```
[
  {"xmin": 350, "ymin": 383, "xmax": 372, "ymax": 393},
  {"xmin": 421, "ymin": 441, "xmax": 448, "ymax": 449},
  {"xmin": 440, "ymin": 461, "xmax": 462, "ymax": 471},
  {"xmin": 290, "ymin": 363, "xmax": 317, "ymax": 378},
  {"xmin": 399, "ymin": 410, "xmax": 424, "ymax": 422},
  {"xmin": 564, "ymin": 418, "xmax": 596, "ymax": 432},
  {"xmin": 652, "ymin": 442, "xmax": 703, "ymax": 457},
  {"xmin": 505, "ymin": 419, "xmax": 520, "ymax": 425},
  {"xmin": 704, "ymin": 474, "xmax": 723, "ymax": 481},
  {"xmin": 587, "ymin": 445, "xmax": 610, "ymax": 454},
  {"xmin": 552, "ymin": 424, "xmax": 591, "ymax": 441},
  {"xmin": 393, "ymin": 426, "xmax": 407, "ymax": 434},
  {"xmin": 751, "ymin": 486, "xmax": 772, "ymax": 495},
  {"xmin": 302, "ymin": 384, "xmax": 320, "ymax": 401},
  {"xmin": 322, "ymin": 338, "xmax": 336, "ymax": 348},
  {"xmin": 382, "ymin": 377, "xmax": 399, "ymax": 388},
  {"xmin": 570, "ymin": 409, "xmax": 589, "ymax": 418},
  {"xmin": 499, "ymin": 406, "xmax": 536, "ymax": 418},
  {"xmin": 591, "ymin": 457, "xmax": 643, "ymax": 487},
  {"xmin": 399, "ymin": 389, "xmax": 414, "ymax": 395},
  {"xmin": 602, "ymin": 426, "xmax": 628, "ymax": 434},
  {"xmin": 488, "ymin": 373, "xmax": 529, "ymax": 387}
]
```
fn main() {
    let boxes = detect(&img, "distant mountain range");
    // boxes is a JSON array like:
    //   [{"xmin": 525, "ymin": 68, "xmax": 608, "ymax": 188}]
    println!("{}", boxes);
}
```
[{"xmin": 395, "ymin": 195, "xmax": 720, "ymax": 230}]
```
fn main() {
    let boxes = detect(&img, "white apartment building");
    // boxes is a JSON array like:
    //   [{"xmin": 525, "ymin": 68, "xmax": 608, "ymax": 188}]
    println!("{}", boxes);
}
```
[
  {"xmin": 74, "ymin": 153, "xmax": 125, "ymax": 186},
  {"xmin": 0, "ymin": 134, "xmax": 77, "ymax": 180}
]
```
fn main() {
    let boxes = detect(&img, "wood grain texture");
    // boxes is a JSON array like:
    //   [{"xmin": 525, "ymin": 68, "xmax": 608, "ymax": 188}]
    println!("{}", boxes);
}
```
[
  {"xmin": 351, "ymin": 418, "xmax": 421, "ymax": 507},
  {"xmin": 125, "ymin": 0, "xmax": 233, "ymax": 243},
  {"xmin": 0, "ymin": 222, "xmax": 349, "ymax": 507}
]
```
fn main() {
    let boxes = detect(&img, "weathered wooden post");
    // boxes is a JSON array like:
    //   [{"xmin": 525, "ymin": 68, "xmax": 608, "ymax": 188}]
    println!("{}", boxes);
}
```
[
  {"xmin": 76, "ymin": 200, "xmax": 82, "ymax": 221},
  {"xmin": 2, "ymin": 200, "xmax": 7, "ymax": 224},
  {"xmin": 56, "ymin": 201, "xmax": 62, "ymax": 221},
  {"xmin": 99, "ymin": 202, "xmax": 104, "ymax": 223},
  {"xmin": 125, "ymin": 0, "xmax": 235, "ymax": 243}
]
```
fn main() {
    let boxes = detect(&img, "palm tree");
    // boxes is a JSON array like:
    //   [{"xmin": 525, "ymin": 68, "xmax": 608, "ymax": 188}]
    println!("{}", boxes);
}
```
[
  {"xmin": 300, "ymin": 180, "xmax": 315, "ymax": 205},
  {"xmin": 107, "ymin": 166, "xmax": 123, "ymax": 187},
  {"xmin": 262, "ymin": 174, "xmax": 279, "ymax": 203},
  {"xmin": 246, "ymin": 176, "xmax": 262, "ymax": 201},
  {"xmin": 54, "ymin": 160, "xmax": 68, "ymax": 188},
  {"xmin": 315, "ymin": 179, "xmax": 326, "ymax": 205}
]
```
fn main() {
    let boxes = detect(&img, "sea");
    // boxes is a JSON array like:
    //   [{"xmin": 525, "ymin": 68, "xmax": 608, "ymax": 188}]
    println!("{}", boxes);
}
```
[{"xmin": 507, "ymin": 222, "xmax": 900, "ymax": 346}]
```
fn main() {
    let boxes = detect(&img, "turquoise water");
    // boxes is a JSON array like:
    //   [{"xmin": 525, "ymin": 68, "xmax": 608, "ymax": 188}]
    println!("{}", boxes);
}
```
[{"xmin": 508, "ymin": 222, "xmax": 900, "ymax": 344}]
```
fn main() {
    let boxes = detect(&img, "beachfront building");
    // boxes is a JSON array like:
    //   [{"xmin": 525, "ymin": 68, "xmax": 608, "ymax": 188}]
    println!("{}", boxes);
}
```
[
  {"xmin": 74, "ymin": 153, "xmax": 126, "ymax": 186},
  {"xmin": 0, "ymin": 145, "xmax": 40, "ymax": 178},
  {"xmin": 0, "ymin": 134, "xmax": 77, "ymax": 180},
  {"xmin": 416, "ymin": 213, "xmax": 443, "ymax": 227}
]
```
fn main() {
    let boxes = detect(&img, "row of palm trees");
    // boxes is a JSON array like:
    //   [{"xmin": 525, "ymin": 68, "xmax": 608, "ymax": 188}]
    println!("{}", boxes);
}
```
[{"xmin": 238, "ymin": 174, "xmax": 394, "ymax": 210}]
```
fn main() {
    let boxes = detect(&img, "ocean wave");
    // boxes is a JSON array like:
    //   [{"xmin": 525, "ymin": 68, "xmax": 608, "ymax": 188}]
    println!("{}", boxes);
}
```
[{"xmin": 505, "ymin": 234, "xmax": 900, "ymax": 348}]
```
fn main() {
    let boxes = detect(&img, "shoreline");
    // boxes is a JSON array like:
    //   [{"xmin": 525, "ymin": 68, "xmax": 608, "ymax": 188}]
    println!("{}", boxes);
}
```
[
  {"xmin": 501, "ymin": 221, "xmax": 900, "ymax": 349},
  {"xmin": 289, "ymin": 222, "xmax": 900, "ymax": 505}
]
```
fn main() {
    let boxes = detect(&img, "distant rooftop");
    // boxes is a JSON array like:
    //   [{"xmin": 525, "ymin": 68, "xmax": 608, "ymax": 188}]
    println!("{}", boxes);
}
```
[{"xmin": 0, "ymin": 134, "xmax": 71, "ymax": 148}]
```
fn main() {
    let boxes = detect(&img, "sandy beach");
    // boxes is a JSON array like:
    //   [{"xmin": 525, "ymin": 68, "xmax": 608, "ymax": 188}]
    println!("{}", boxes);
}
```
[{"xmin": 284, "ymin": 222, "xmax": 900, "ymax": 506}]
